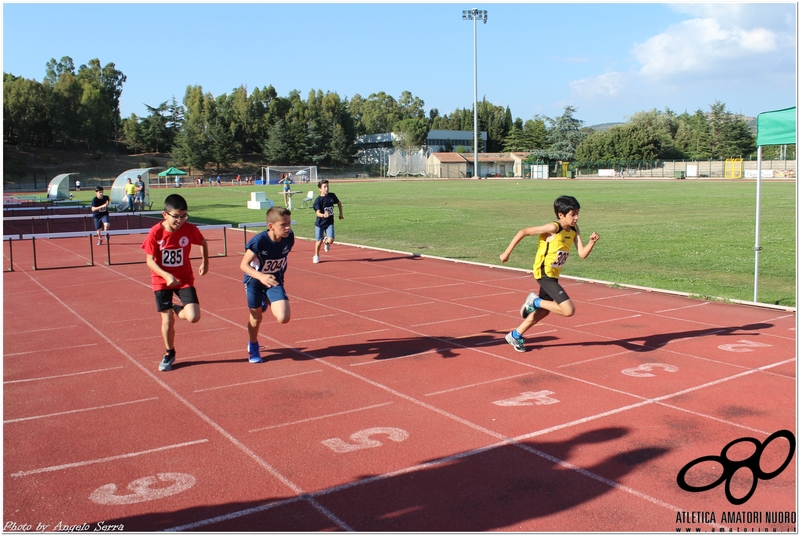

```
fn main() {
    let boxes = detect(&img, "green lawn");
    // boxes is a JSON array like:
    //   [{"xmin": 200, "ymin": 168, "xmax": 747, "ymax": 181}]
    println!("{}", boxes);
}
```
[{"xmin": 73, "ymin": 179, "xmax": 796, "ymax": 306}]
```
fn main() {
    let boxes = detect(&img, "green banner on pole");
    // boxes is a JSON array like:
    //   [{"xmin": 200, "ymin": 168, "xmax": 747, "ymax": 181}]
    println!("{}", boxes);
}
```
[{"xmin": 756, "ymin": 107, "xmax": 796, "ymax": 146}]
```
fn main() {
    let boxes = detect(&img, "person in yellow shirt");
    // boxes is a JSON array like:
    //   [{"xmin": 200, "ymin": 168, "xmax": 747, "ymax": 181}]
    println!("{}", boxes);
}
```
[
  {"xmin": 499, "ymin": 195, "xmax": 600, "ymax": 352},
  {"xmin": 124, "ymin": 177, "xmax": 136, "ymax": 212}
]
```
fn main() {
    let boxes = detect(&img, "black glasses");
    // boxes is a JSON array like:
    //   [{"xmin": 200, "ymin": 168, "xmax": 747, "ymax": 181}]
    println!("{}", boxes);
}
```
[{"xmin": 165, "ymin": 213, "xmax": 189, "ymax": 220}]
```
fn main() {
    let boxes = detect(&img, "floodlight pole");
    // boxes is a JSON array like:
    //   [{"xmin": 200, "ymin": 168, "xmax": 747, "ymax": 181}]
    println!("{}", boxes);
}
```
[{"xmin": 463, "ymin": 8, "xmax": 487, "ymax": 179}]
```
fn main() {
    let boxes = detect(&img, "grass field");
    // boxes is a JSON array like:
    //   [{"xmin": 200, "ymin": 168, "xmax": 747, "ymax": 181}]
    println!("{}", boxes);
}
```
[{"xmin": 70, "ymin": 179, "xmax": 796, "ymax": 307}]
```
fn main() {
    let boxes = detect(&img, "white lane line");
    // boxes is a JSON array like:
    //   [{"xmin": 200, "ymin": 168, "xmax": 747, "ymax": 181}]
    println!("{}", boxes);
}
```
[
  {"xmin": 403, "ymin": 282, "xmax": 467, "ymax": 291},
  {"xmin": 348, "ymin": 348, "xmax": 442, "ymax": 366},
  {"xmin": 6, "ymin": 325, "xmax": 80, "ymax": 334},
  {"xmin": 451, "ymin": 291, "xmax": 516, "ymax": 301},
  {"xmin": 575, "ymin": 314, "xmax": 642, "ymax": 328},
  {"xmin": 4, "ymin": 366, "xmax": 124, "ymax": 384},
  {"xmin": 17, "ymin": 265, "xmax": 353, "ymax": 531},
  {"xmin": 655, "ymin": 301, "xmax": 710, "ymax": 314},
  {"xmin": 410, "ymin": 314, "xmax": 491, "ymax": 327},
  {"xmin": 361, "ymin": 302, "xmax": 436, "ymax": 312},
  {"xmin": 588, "ymin": 292, "xmax": 641, "ymax": 301},
  {"xmin": 10, "ymin": 439, "xmax": 209, "ymax": 477},
  {"xmin": 296, "ymin": 328, "xmax": 389, "ymax": 344},
  {"xmin": 319, "ymin": 291, "xmax": 388, "ymax": 301},
  {"xmin": 425, "ymin": 372, "xmax": 536, "ymax": 396},
  {"xmin": 249, "ymin": 402, "xmax": 394, "ymax": 433},
  {"xmin": 4, "ymin": 397, "xmax": 160, "ymax": 424},
  {"xmin": 194, "ymin": 370, "xmax": 323, "ymax": 393},
  {"xmin": 4, "ymin": 343, "xmax": 100, "ymax": 356},
  {"xmin": 557, "ymin": 349, "xmax": 638, "ymax": 368}
]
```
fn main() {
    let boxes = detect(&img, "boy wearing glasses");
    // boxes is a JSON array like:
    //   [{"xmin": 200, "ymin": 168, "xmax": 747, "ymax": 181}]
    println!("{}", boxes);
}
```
[{"xmin": 141, "ymin": 194, "xmax": 209, "ymax": 371}]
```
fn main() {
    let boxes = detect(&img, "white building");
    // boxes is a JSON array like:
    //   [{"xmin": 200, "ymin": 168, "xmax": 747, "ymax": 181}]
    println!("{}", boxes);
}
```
[{"xmin": 355, "ymin": 129, "xmax": 487, "ymax": 165}]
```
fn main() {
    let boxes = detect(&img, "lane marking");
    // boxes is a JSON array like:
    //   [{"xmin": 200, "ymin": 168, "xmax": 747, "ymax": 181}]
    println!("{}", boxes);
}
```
[
  {"xmin": 319, "ymin": 291, "xmax": 389, "ymax": 301},
  {"xmin": 4, "ymin": 366, "xmax": 124, "ymax": 384},
  {"xmin": 4, "ymin": 343, "xmax": 100, "ymax": 357},
  {"xmin": 4, "ymin": 397, "xmax": 159, "ymax": 424},
  {"xmin": 322, "ymin": 427, "xmax": 409, "ymax": 453},
  {"xmin": 494, "ymin": 390, "xmax": 560, "ymax": 407},
  {"xmin": 403, "ymin": 282, "xmax": 467, "ymax": 291},
  {"xmin": 451, "ymin": 291, "xmax": 516, "ymax": 301},
  {"xmin": 425, "ymin": 371, "xmax": 535, "ymax": 396},
  {"xmin": 348, "ymin": 348, "xmax": 443, "ymax": 366},
  {"xmin": 655, "ymin": 301, "xmax": 711, "ymax": 314},
  {"xmin": 410, "ymin": 313, "xmax": 490, "ymax": 327},
  {"xmin": 296, "ymin": 328, "xmax": 389, "ymax": 344},
  {"xmin": 90, "ymin": 472, "xmax": 196, "ymax": 505},
  {"xmin": 5, "ymin": 325, "xmax": 80, "ymax": 334},
  {"xmin": 14, "ymin": 266, "xmax": 353, "ymax": 531},
  {"xmin": 11, "ymin": 439, "xmax": 209, "ymax": 477},
  {"xmin": 360, "ymin": 301, "xmax": 436, "ymax": 312},
  {"xmin": 194, "ymin": 370, "xmax": 323, "ymax": 393},
  {"xmin": 588, "ymin": 291, "xmax": 641, "ymax": 301},
  {"xmin": 575, "ymin": 314, "xmax": 641, "ymax": 328},
  {"xmin": 250, "ymin": 402, "xmax": 394, "ymax": 433}
]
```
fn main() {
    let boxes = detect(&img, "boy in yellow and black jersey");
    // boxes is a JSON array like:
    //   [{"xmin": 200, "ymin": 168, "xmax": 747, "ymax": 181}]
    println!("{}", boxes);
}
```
[{"xmin": 499, "ymin": 195, "xmax": 600, "ymax": 352}]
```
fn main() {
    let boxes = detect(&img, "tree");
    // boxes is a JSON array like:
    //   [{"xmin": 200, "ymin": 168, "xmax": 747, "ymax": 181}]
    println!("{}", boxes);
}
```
[
  {"xmin": 262, "ymin": 119, "xmax": 290, "ymax": 164},
  {"xmin": 533, "ymin": 106, "xmax": 586, "ymax": 161},
  {"xmin": 121, "ymin": 114, "xmax": 146, "ymax": 153},
  {"xmin": 392, "ymin": 117, "xmax": 429, "ymax": 153},
  {"xmin": 3, "ymin": 74, "xmax": 52, "ymax": 146},
  {"xmin": 142, "ymin": 101, "xmax": 169, "ymax": 152},
  {"xmin": 707, "ymin": 101, "xmax": 756, "ymax": 158}
]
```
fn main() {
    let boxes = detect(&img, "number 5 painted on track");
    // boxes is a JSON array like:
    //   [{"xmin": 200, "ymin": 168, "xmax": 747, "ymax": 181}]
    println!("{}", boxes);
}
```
[
  {"xmin": 622, "ymin": 363, "xmax": 679, "ymax": 377},
  {"xmin": 718, "ymin": 339, "xmax": 772, "ymax": 353},
  {"xmin": 322, "ymin": 427, "xmax": 409, "ymax": 453},
  {"xmin": 90, "ymin": 473, "xmax": 196, "ymax": 505}
]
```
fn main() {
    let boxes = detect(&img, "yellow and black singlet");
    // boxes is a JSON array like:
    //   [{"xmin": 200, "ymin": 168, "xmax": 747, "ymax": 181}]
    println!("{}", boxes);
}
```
[{"xmin": 533, "ymin": 222, "xmax": 576, "ymax": 279}]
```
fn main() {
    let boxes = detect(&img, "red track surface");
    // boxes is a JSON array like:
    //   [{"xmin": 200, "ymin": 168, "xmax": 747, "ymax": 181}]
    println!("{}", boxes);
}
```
[{"xmin": 3, "ymin": 233, "xmax": 796, "ymax": 532}]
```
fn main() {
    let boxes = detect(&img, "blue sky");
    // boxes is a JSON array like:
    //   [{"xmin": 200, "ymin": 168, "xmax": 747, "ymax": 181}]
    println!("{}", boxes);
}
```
[{"xmin": 3, "ymin": 2, "xmax": 796, "ymax": 127}]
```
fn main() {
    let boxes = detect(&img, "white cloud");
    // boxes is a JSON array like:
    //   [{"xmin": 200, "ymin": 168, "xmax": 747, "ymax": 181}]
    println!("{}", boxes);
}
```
[
  {"xmin": 569, "ymin": 71, "xmax": 627, "ymax": 99},
  {"xmin": 570, "ymin": 3, "xmax": 794, "ymax": 99},
  {"xmin": 633, "ymin": 16, "xmax": 783, "ymax": 80}
]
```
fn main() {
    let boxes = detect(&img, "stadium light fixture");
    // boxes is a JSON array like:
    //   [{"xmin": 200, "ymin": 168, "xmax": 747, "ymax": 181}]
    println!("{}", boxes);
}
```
[{"xmin": 462, "ymin": 7, "xmax": 487, "ymax": 178}]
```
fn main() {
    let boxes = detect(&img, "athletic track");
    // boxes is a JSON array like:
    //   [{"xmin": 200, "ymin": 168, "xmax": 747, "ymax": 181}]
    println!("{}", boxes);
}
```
[{"xmin": 3, "ymin": 223, "xmax": 796, "ymax": 532}]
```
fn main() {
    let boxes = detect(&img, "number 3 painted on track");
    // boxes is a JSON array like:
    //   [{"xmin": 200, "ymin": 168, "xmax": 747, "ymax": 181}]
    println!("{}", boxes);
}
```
[
  {"xmin": 718, "ymin": 339, "xmax": 771, "ymax": 353},
  {"xmin": 89, "ymin": 473, "xmax": 196, "ymax": 505},
  {"xmin": 622, "ymin": 363, "xmax": 679, "ymax": 377},
  {"xmin": 322, "ymin": 427, "xmax": 409, "ymax": 453}
]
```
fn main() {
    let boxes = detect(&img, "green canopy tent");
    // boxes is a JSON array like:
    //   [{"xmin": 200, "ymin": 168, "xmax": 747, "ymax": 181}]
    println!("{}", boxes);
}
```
[
  {"xmin": 754, "ymin": 107, "xmax": 796, "ymax": 302},
  {"xmin": 158, "ymin": 166, "xmax": 188, "ymax": 188}
]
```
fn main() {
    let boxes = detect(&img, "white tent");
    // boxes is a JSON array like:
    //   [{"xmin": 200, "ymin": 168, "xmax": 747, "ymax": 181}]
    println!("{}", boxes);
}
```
[{"xmin": 753, "ymin": 107, "xmax": 796, "ymax": 302}]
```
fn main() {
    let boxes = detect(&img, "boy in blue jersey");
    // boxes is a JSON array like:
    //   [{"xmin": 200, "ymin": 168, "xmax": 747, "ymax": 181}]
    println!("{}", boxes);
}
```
[
  {"xmin": 240, "ymin": 206, "xmax": 295, "ymax": 363},
  {"xmin": 499, "ymin": 195, "xmax": 600, "ymax": 352}
]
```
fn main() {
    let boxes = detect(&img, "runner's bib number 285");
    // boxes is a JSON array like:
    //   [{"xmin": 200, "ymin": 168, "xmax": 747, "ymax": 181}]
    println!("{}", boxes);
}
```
[{"xmin": 161, "ymin": 248, "xmax": 184, "ymax": 267}]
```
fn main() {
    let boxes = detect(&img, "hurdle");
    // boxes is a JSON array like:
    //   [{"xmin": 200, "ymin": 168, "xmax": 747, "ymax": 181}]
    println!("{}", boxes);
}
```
[
  {"xmin": 20, "ymin": 224, "xmax": 232, "ymax": 271},
  {"xmin": 236, "ymin": 220, "xmax": 297, "ymax": 249},
  {"xmin": 237, "ymin": 222, "xmax": 269, "ymax": 249},
  {"xmin": 4, "ymin": 211, "xmax": 163, "ymax": 235},
  {"xmin": 4, "ymin": 235, "xmax": 19, "ymax": 272}
]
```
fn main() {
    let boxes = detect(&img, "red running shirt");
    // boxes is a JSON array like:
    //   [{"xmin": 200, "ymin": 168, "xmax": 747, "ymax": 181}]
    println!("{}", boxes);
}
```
[{"xmin": 141, "ymin": 221, "xmax": 205, "ymax": 291}]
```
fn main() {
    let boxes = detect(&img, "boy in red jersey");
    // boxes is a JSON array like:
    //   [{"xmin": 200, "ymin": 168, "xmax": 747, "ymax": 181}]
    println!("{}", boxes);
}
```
[{"xmin": 141, "ymin": 194, "xmax": 209, "ymax": 371}]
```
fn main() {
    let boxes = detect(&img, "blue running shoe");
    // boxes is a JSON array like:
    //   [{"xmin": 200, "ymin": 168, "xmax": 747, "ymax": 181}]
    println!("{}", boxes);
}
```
[{"xmin": 248, "ymin": 341, "xmax": 263, "ymax": 363}]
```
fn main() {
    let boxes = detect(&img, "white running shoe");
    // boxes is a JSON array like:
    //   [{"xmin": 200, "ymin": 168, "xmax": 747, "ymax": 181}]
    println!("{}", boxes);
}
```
[
  {"xmin": 520, "ymin": 291, "xmax": 539, "ymax": 319},
  {"xmin": 313, "ymin": 255, "xmax": 320, "ymax": 264},
  {"xmin": 324, "ymin": 240, "xmax": 331, "ymax": 253}
]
